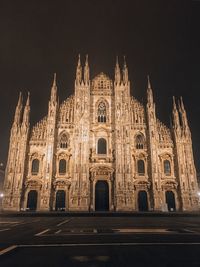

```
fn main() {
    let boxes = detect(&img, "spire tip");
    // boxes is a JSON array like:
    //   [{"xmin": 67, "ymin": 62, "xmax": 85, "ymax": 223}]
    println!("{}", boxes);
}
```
[
  {"xmin": 116, "ymin": 55, "xmax": 119, "ymax": 65},
  {"xmin": 53, "ymin": 73, "xmax": 56, "ymax": 86},
  {"xmin": 85, "ymin": 54, "xmax": 88, "ymax": 64},
  {"xmin": 123, "ymin": 55, "xmax": 126, "ymax": 66},
  {"xmin": 147, "ymin": 75, "xmax": 151, "ymax": 89}
]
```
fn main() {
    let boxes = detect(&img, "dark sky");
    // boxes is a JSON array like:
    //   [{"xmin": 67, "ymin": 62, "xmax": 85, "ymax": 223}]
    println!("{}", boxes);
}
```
[{"xmin": 0, "ymin": 0, "xmax": 200, "ymax": 170}]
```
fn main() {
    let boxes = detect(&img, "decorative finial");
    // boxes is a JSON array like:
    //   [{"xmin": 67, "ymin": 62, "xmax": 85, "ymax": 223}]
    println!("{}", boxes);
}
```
[
  {"xmin": 180, "ymin": 96, "xmax": 185, "ymax": 110},
  {"xmin": 84, "ymin": 54, "xmax": 89, "ymax": 83},
  {"xmin": 85, "ymin": 54, "xmax": 88, "ymax": 65},
  {"xmin": 53, "ymin": 73, "xmax": 56, "ymax": 87},
  {"xmin": 26, "ymin": 91, "xmax": 30, "ymax": 106},
  {"xmin": 78, "ymin": 54, "xmax": 81, "ymax": 66},
  {"xmin": 147, "ymin": 75, "xmax": 151, "ymax": 89},
  {"xmin": 173, "ymin": 96, "xmax": 176, "ymax": 106},
  {"xmin": 116, "ymin": 55, "xmax": 119, "ymax": 66},
  {"xmin": 123, "ymin": 55, "xmax": 126, "ymax": 67},
  {"xmin": 17, "ymin": 91, "xmax": 22, "ymax": 106}
]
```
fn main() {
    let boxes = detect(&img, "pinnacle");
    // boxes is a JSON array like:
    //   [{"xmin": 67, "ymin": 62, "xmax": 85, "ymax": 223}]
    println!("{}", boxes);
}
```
[
  {"xmin": 26, "ymin": 92, "xmax": 30, "ymax": 106},
  {"xmin": 147, "ymin": 75, "xmax": 151, "ymax": 89},
  {"xmin": 123, "ymin": 55, "xmax": 126, "ymax": 67},
  {"xmin": 53, "ymin": 73, "xmax": 57, "ymax": 87}
]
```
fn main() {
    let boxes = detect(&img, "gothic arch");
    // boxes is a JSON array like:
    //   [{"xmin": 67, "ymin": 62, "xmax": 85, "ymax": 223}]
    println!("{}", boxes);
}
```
[
  {"xmin": 59, "ymin": 131, "xmax": 69, "ymax": 149},
  {"xmin": 27, "ymin": 190, "xmax": 38, "ymax": 211},
  {"xmin": 137, "ymin": 159, "xmax": 145, "ymax": 175},
  {"xmin": 31, "ymin": 159, "xmax": 40, "ymax": 175},
  {"xmin": 56, "ymin": 153, "xmax": 69, "ymax": 176},
  {"xmin": 165, "ymin": 191, "xmax": 176, "ymax": 211},
  {"xmin": 138, "ymin": 190, "xmax": 148, "ymax": 211},
  {"xmin": 29, "ymin": 152, "xmax": 43, "ymax": 176},
  {"xmin": 159, "ymin": 153, "xmax": 173, "ymax": 176},
  {"xmin": 55, "ymin": 190, "xmax": 66, "ymax": 211},
  {"xmin": 164, "ymin": 160, "xmax": 171, "ymax": 175},
  {"xmin": 133, "ymin": 152, "xmax": 147, "ymax": 176},
  {"xmin": 135, "ymin": 133, "xmax": 145, "ymax": 149},
  {"xmin": 95, "ymin": 98, "xmax": 109, "ymax": 123},
  {"xmin": 59, "ymin": 159, "xmax": 67, "ymax": 174}
]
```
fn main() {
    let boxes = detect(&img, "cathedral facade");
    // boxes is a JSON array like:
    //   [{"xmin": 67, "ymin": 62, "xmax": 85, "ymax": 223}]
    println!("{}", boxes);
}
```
[{"xmin": 3, "ymin": 56, "xmax": 199, "ymax": 212}]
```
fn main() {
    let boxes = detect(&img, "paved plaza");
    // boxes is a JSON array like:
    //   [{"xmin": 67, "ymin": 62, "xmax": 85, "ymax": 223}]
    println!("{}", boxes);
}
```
[{"xmin": 0, "ymin": 213, "xmax": 200, "ymax": 266}]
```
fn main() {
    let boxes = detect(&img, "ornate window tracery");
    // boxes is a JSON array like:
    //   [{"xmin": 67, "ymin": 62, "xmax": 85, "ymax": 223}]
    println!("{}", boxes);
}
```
[
  {"xmin": 60, "ymin": 133, "xmax": 68, "ymax": 149},
  {"xmin": 97, "ymin": 101, "xmax": 107, "ymax": 123},
  {"xmin": 135, "ymin": 134, "xmax": 145, "ymax": 149}
]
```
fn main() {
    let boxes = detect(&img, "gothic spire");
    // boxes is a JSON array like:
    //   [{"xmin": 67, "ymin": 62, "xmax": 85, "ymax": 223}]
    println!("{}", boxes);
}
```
[
  {"xmin": 76, "ymin": 54, "xmax": 82, "ymax": 84},
  {"xmin": 147, "ymin": 74, "xmax": 151, "ymax": 89},
  {"xmin": 178, "ymin": 96, "xmax": 189, "ymax": 131},
  {"xmin": 180, "ymin": 96, "xmax": 186, "ymax": 112},
  {"xmin": 25, "ymin": 91, "xmax": 30, "ymax": 106},
  {"xmin": 13, "ymin": 91, "xmax": 23, "ymax": 125},
  {"xmin": 84, "ymin": 54, "xmax": 90, "ymax": 84},
  {"xmin": 53, "ymin": 72, "xmax": 56, "ymax": 87},
  {"xmin": 50, "ymin": 73, "xmax": 57, "ymax": 103},
  {"xmin": 17, "ymin": 91, "xmax": 22, "ymax": 107},
  {"xmin": 173, "ymin": 96, "xmax": 177, "ymax": 111},
  {"xmin": 122, "ymin": 55, "xmax": 128, "ymax": 84},
  {"xmin": 172, "ymin": 96, "xmax": 180, "ymax": 129},
  {"xmin": 147, "ymin": 75, "xmax": 154, "ymax": 106},
  {"xmin": 22, "ymin": 92, "xmax": 30, "ymax": 126},
  {"xmin": 115, "ymin": 56, "xmax": 121, "ymax": 84}
]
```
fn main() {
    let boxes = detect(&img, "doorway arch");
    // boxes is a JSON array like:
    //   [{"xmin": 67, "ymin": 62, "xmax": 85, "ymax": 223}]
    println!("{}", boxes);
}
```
[
  {"xmin": 95, "ymin": 181, "xmax": 109, "ymax": 211},
  {"xmin": 27, "ymin": 190, "xmax": 38, "ymax": 211},
  {"xmin": 138, "ymin": 190, "xmax": 148, "ymax": 211},
  {"xmin": 165, "ymin": 191, "xmax": 176, "ymax": 211},
  {"xmin": 55, "ymin": 190, "xmax": 66, "ymax": 211}
]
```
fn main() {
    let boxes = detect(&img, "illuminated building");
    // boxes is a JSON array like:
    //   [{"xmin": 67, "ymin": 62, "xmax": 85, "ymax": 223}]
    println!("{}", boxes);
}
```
[{"xmin": 3, "ymin": 56, "xmax": 199, "ymax": 212}]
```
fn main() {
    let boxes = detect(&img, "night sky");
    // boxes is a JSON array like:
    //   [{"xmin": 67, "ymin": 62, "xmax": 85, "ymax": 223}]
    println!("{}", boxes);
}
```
[{"xmin": 0, "ymin": 0, "xmax": 200, "ymax": 170}]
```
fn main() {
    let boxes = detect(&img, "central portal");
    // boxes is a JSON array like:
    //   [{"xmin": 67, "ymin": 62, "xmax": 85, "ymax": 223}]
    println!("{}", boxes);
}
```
[
  {"xmin": 95, "ymin": 180, "xmax": 109, "ymax": 211},
  {"xmin": 55, "ymin": 190, "xmax": 66, "ymax": 211}
]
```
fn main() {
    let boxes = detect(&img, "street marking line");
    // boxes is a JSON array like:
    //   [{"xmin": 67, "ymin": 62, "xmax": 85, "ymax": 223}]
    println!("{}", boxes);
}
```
[
  {"xmin": 57, "ymin": 219, "xmax": 72, "ymax": 227},
  {"xmin": 52, "ymin": 232, "xmax": 199, "ymax": 236},
  {"xmin": 17, "ymin": 242, "xmax": 200, "ymax": 248},
  {"xmin": 55, "ymin": 230, "xmax": 61, "ymax": 234},
  {"xmin": 0, "ymin": 245, "xmax": 17, "ymax": 256},
  {"xmin": 115, "ymin": 228, "xmax": 170, "ymax": 233},
  {"xmin": 36, "ymin": 230, "xmax": 200, "ymax": 237},
  {"xmin": 0, "ymin": 228, "xmax": 10, "ymax": 232},
  {"xmin": 35, "ymin": 229, "xmax": 50, "ymax": 236}
]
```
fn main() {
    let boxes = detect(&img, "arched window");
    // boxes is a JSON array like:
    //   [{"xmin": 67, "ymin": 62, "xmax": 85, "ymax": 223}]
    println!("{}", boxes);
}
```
[
  {"xmin": 137, "ymin": 159, "xmax": 145, "ymax": 175},
  {"xmin": 60, "ymin": 133, "xmax": 68, "ymax": 149},
  {"xmin": 31, "ymin": 159, "xmax": 39, "ymax": 175},
  {"xmin": 97, "ymin": 101, "xmax": 107, "ymax": 123},
  {"xmin": 164, "ymin": 160, "xmax": 171, "ymax": 175},
  {"xmin": 59, "ymin": 159, "xmax": 67, "ymax": 174},
  {"xmin": 135, "ymin": 134, "xmax": 145, "ymax": 149},
  {"xmin": 97, "ymin": 138, "xmax": 107, "ymax": 154}
]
